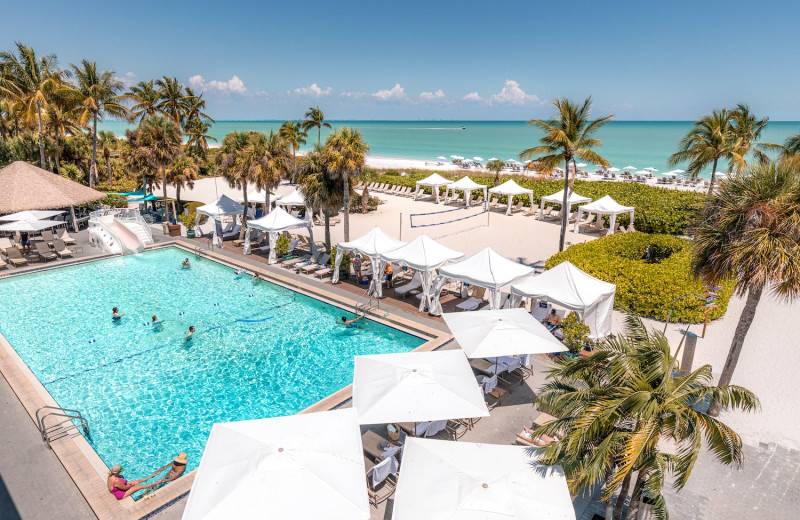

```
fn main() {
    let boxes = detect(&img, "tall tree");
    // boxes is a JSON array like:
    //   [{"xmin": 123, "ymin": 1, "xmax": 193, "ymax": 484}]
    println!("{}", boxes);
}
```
[
  {"xmin": 184, "ymin": 118, "xmax": 216, "ymax": 160},
  {"xmin": 216, "ymin": 131, "xmax": 254, "ymax": 237},
  {"xmin": 279, "ymin": 120, "xmax": 307, "ymax": 182},
  {"xmin": 693, "ymin": 162, "xmax": 800, "ymax": 415},
  {"xmin": 299, "ymin": 145, "xmax": 343, "ymax": 251},
  {"xmin": 182, "ymin": 87, "xmax": 213, "ymax": 124},
  {"xmin": 126, "ymin": 80, "xmax": 160, "ymax": 121},
  {"xmin": 536, "ymin": 314, "xmax": 759, "ymax": 520},
  {"xmin": 166, "ymin": 155, "xmax": 199, "ymax": 209},
  {"xmin": 156, "ymin": 76, "xmax": 187, "ymax": 125},
  {"xmin": 97, "ymin": 130, "xmax": 118, "ymax": 184},
  {"xmin": 136, "ymin": 116, "xmax": 182, "ymax": 222},
  {"xmin": 729, "ymin": 103, "xmax": 771, "ymax": 173},
  {"xmin": 0, "ymin": 42, "xmax": 66, "ymax": 169},
  {"xmin": 302, "ymin": 105, "xmax": 331, "ymax": 146},
  {"xmin": 485, "ymin": 158, "xmax": 505, "ymax": 186},
  {"xmin": 324, "ymin": 127, "xmax": 369, "ymax": 242},
  {"xmin": 69, "ymin": 59, "xmax": 128, "ymax": 187},
  {"xmin": 520, "ymin": 97, "xmax": 613, "ymax": 251},
  {"xmin": 669, "ymin": 108, "xmax": 736, "ymax": 194}
]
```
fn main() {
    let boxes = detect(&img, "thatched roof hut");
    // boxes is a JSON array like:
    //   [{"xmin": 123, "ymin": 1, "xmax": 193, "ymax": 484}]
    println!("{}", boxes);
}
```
[{"xmin": 0, "ymin": 161, "xmax": 105, "ymax": 214}]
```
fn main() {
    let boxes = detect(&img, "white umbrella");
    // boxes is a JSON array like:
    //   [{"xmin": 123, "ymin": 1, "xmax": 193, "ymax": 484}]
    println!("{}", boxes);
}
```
[
  {"xmin": 634, "ymin": 170, "xmax": 650, "ymax": 175},
  {"xmin": 473, "ymin": 156, "xmax": 484, "ymax": 162},
  {"xmin": 449, "ymin": 155, "xmax": 459, "ymax": 159},
  {"xmin": 182, "ymin": 409, "xmax": 369, "ymax": 520},
  {"xmin": 523, "ymin": 160, "xmax": 532, "ymax": 164},
  {"xmin": 0, "ymin": 219, "xmax": 63, "ymax": 232},
  {"xmin": 392, "ymin": 437, "xmax": 576, "ymax": 520},
  {"xmin": 715, "ymin": 172, "xmax": 727, "ymax": 177},
  {"xmin": 642, "ymin": 167, "xmax": 657, "ymax": 172},
  {"xmin": 607, "ymin": 167, "xmax": 620, "ymax": 172},
  {"xmin": 454, "ymin": 155, "xmax": 465, "ymax": 160},
  {"xmin": 622, "ymin": 166, "xmax": 637, "ymax": 170},
  {"xmin": 671, "ymin": 169, "xmax": 685, "ymax": 174},
  {"xmin": 575, "ymin": 163, "xmax": 587, "ymax": 168},
  {"xmin": 437, "ymin": 156, "xmax": 448, "ymax": 161},
  {"xmin": 0, "ymin": 209, "xmax": 65, "ymax": 222},
  {"xmin": 442, "ymin": 308, "xmax": 566, "ymax": 359},
  {"xmin": 506, "ymin": 158, "xmax": 520, "ymax": 163},
  {"xmin": 487, "ymin": 157, "xmax": 498, "ymax": 162},
  {"xmin": 661, "ymin": 171, "xmax": 678, "ymax": 177},
  {"xmin": 352, "ymin": 350, "xmax": 489, "ymax": 425}
]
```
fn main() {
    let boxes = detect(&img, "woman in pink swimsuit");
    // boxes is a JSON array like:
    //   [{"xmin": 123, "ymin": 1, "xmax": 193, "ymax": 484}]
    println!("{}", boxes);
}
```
[{"xmin": 107, "ymin": 465, "xmax": 159, "ymax": 500}]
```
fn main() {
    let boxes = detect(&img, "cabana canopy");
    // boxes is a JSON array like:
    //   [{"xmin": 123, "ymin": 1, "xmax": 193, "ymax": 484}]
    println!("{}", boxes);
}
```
[
  {"xmin": 430, "ymin": 247, "xmax": 534, "ymax": 315},
  {"xmin": 540, "ymin": 189, "xmax": 590, "ymax": 219},
  {"xmin": 332, "ymin": 227, "xmax": 406, "ymax": 297},
  {"xmin": 574, "ymin": 195, "xmax": 634, "ymax": 235},
  {"xmin": 414, "ymin": 173, "xmax": 453, "ymax": 203},
  {"xmin": 443, "ymin": 176, "xmax": 487, "ymax": 207},
  {"xmin": 236, "ymin": 189, "xmax": 278, "ymax": 205},
  {"xmin": 244, "ymin": 206, "xmax": 315, "ymax": 262},
  {"xmin": 275, "ymin": 189, "xmax": 305, "ymax": 207},
  {"xmin": 510, "ymin": 261, "xmax": 616, "ymax": 339},
  {"xmin": 380, "ymin": 235, "xmax": 464, "ymax": 312},
  {"xmin": 195, "ymin": 194, "xmax": 246, "ymax": 219},
  {"xmin": 0, "ymin": 161, "xmax": 104, "ymax": 214},
  {"xmin": 488, "ymin": 179, "xmax": 534, "ymax": 215}
]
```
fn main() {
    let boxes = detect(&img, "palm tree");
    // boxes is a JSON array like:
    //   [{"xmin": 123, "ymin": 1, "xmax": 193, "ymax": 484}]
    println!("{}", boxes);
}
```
[
  {"xmin": 126, "ymin": 80, "xmax": 160, "ymax": 121},
  {"xmin": 97, "ymin": 130, "xmax": 119, "ymax": 184},
  {"xmin": 485, "ymin": 158, "xmax": 505, "ymax": 186},
  {"xmin": 299, "ymin": 146, "xmax": 343, "ymax": 251},
  {"xmin": 156, "ymin": 76, "xmax": 187, "ymax": 125},
  {"xmin": 302, "ymin": 105, "xmax": 331, "ymax": 146},
  {"xmin": 0, "ymin": 42, "xmax": 66, "ymax": 168},
  {"xmin": 520, "ymin": 97, "xmax": 613, "ymax": 252},
  {"xmin": 166, "ymin": 155, "xmax": 199, "ymax": 209},
  {"xmin": 182, "ymin": 87, "xmax": 213, "ymax": 124},
  {"xmin": 693, "ymin": 162, "xmax": 800, "ymax": 415},
  {"xmin": 324, "ymin": 127, "xmax": 369, "ymax": 242},
  {"xmin": 669, "ymin": 108, "xmax": 736, "ymax": 194},
  {"xmin": 136, "ymin": 116, "xmax": 183, "ymax": 222},
  {"xmin": 69, "ymin": 59, "xmax": 128, "ymax": 187},
  {"xmin": 246, "ymin": 130, "xmax": 290, "ymax": 210},
  {"xmin": 729, "ymin": 104, "xmax": 771, "ymax": 173},
  {"xmin": 279, "ymin": 120, "xmax": 307, "ymax": 182},
  {"xmin": 535, "ymin": 313, "xmax": 759, "ymax": 520},
  {"xmin": 184, "ymin": 118, "xmax": 216, "ymax": 159}
]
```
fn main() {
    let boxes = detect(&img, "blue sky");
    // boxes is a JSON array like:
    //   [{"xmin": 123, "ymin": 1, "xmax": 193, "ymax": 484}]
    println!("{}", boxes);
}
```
[{"xmin": 4, "ymin": 0, "xmax": 799, "ymax": 120}]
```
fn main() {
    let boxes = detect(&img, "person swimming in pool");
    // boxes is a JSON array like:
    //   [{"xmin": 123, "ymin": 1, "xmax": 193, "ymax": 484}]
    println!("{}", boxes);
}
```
[
  {"xmin": 151, "ymin": 315, "xmax": 164, "ymax": 331},
  {"xmin": 253, "ymin": 271, "xmax": 263, "ymax": 284},
  {"xmin": 107, "ymin": 464, "xmax": 160, "ymax": 500},
  {"xmin": 181, "ymin": 258, "xmax": 191, "ymax": 269},
  {"xmin": 339, "ymin": 315, "xmax": 364, "ymax": 328},
  {"xmin": 185, "ymin": 326, "xmax": 195, "ymax": 341},
  {"xmin": 112, "ymin": 307, "xmax": 123, "ymax": 321}
]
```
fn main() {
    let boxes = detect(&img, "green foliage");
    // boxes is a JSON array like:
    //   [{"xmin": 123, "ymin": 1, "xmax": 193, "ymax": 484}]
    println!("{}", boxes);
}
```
[
  {"xmin": 178, "ymin": 212, "xmax": 197, "ymax": 231},
  {"xmin": 546, "ymin": 232, "xmax": 733, "ymax": 323},
  {"xmin": 375, "ymin": 169, "xmax": 704, "ymax": 235},
  {"xmin": 330, "ymin": 245, "xmax": 351, "ymax": 273},
  {"xmin": 0, "ymin": 138, "xmax": 12, "ymax": 166},
  {"xmin": 349, "ymin": 193, "xmax": 379, "ymax": 212},
  {"xmin": 59, "ymin": 162, "xmax": 82, "ymax": 181},
  {"xmin": 560, "ymin": 312, "xmax": 591, "ymax": 354},
  {"xmin": 275, "ymin": 234, "xmax": 291, "ymax": 256}
]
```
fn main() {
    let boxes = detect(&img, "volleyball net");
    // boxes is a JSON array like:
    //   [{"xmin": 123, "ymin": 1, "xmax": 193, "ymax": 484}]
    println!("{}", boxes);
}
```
[{"xmin": 409, "ymin": 202, "xmax": 487, "ymax": 228}]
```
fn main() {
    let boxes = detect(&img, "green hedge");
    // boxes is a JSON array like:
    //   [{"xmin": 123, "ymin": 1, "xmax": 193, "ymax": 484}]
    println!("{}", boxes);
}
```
[
  {"xmin": 375, "ymin": 169, "xmax": 704, "ymax": 235},
  {"xmin": 545, "ymin": 232, "xmax": 733, "ymax": 323}
]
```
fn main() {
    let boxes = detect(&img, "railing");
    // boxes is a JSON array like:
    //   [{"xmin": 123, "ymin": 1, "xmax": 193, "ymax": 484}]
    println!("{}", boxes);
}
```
[
  {"xmin": 355, "ymin": 287, "xmax": 379, "ymax": 317},
  {"xmin": 91, "ymin": 208, "xmax": 154, "ymax": 244},
  {"xmin": 35, "ymin": 406, "xmax": 90, "ymax": 449}
]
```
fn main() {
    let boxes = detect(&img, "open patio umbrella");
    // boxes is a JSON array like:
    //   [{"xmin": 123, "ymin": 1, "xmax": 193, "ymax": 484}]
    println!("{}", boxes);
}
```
[
  {"xmin": 622, "ymin": 165, "xmax": 637, "ymax": 170},
  {"xmin": 662, "ymin": 171, "xmax": 678, "ymax": 177},
  {"xmin": 0, "ymin": 219, "xmax": 63, "ymax": 232},
  {"xmin": 182, "ymin": 409, "xmax": 369, "ymax": 520},
  {"xmin": 607, "ymin": 167, "xmax": 620, "ymax": 172},
  {"xmin": 392, "ymin": 437, "xmax": 576, "ymax": 520},
  {"xmin": 0, "ymin": 210, "xmax": 65, "ymax": 221},
  {"xmin": 671, "ymin": 169, "xmax": 685, "ymax": 174},
  {"xmin": 473, "ymin": 156, "xmax": 484, "ymax": 162},
  {"xmin": 575, "ymin": 163, "xmax": 587, "ymax": 168},
  {"xmin": 352, "ymin": 350, "xmax": 489, "ymax": 425},
  {"xmin": 437, "ymin": 156, "xmax": 448, "ymax": 160},
  {"xmin": 643, "ymin": 167, "xmax": 658, "ymax": 172}
]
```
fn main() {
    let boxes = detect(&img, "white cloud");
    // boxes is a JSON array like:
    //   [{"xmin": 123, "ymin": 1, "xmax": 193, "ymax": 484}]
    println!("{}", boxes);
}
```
[
  {"xmin": 340, "ymin": 91, "xmax": 366, "ymax": 99},
  {"xmin": 115, "ymin": 72, "xmax": 138, "ymax": 88},
  {"xmin": 188, "ymin": 74, "xmax": 247, "ymax": 94},
  {"xmin": 373, "ymin": 83, "xmax": 406, "ymax": 101},
  {"xmin": 462, "ymin": 91, "xmax": 484, "ymax": 102},
  {"xmin": 488, "ymin": 79, "xmax": 539, "ymax": 105},
  {"xmin": 419, "ymin": 89, "xmax": 446, "ymax": 102},
  {"xmin": 294, "ymin": 83, "xmax": 332, "ymax": 97}
]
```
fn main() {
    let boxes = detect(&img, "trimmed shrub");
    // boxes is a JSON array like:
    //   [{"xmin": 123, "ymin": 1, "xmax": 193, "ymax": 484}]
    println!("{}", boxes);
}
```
[
  {"xmin": 545, "ymin": 232, "xmax": 733, "ymax": 323},
  {"xmin": 561, "ymin": 312, "xmax": 592, "ymax": 353},
  {"xmin": 349, "ymin": 194, "xmax": 379, "ymax": 212}
]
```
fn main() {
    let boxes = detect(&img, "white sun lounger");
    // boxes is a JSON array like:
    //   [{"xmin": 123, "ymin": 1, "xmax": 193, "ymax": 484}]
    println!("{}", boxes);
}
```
[
  {"xmin": 394, "ymin": 271, "xmax": 423, "ymax": 298},
  {"xmin": 456, "ymin": 286, "xmax": 486, "ymax": 311}
]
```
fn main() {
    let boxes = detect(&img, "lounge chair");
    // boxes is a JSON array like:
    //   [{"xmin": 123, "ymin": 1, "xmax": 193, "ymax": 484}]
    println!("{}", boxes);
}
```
[
  {"xmin": 488, "ymin": 196, "xmax": 498, "ymax": 208},
  {"xmin": 456, "ymin": 286, "xmax": 486, "ymax": 311},
  {"xmin": 0, "ymin": 237, "xmax": 20, "ymax": 252},
  {"xmin": 40, "ymin": 229, "xmax": 57, "ymax": 247},
  {"xmin": 53, "ymin": 239, "xmax": 73, "ymax": 258},
  {"xmin": 0, "ymin": 257, "xmax": 6, "ymax": 270},
  {"xmin": 313, "ymin": 265, "xmax": 332, "ymax": 278},
  {"xmin": 628, "ymin": 223, "xmax": 636, "ymax": 232},
  {"xmin": 444, "ymin": 419, "xmax": 470, "ymax": 440},
  {"xmin": 394, "ymin": 271, "xmax": 423, "ymax": 298},
  {"xmin": 297, "ymin": 252, "xmax": 327, "ymax": 273},
  {"xmin": 221, "ymin": 224, "xmax": 241, "ymax": 240},
  {"xmin": 523, "ymin": 204, "xmax": 540, "ymax": 217},
  {"xmin": 57, "ymin": 229, "xmax": 77, "ymax": 246},
  {"xmin": 511, "ymin": 201, "xmax": 525, "ymax": 213},
  {"xmin": 540, "ymin": 206, "xmax": 554, "ymax": 219},
  {"xmin": 476, "ymin": 374, "xmax": 506, "ymax": 410},
  {"xmin": 365, "ymin": 456, "xmax": 398, "ymax": 507},
  {"xmin": 35, "ymin": 242, "xmax": 56, "ymax": 262},
  {"xmin": 5, "ymin": 246, "xmax": 28, "ymax": 267}
]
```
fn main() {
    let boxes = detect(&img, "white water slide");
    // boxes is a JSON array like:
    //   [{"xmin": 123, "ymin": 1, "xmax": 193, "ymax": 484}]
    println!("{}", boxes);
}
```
[{"xmin": 88, "ymin": 209, "xmax": 152, "ymax": 254}]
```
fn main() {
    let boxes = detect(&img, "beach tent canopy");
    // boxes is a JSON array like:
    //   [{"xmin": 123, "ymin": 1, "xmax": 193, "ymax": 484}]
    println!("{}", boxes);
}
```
[
  {"xmin": 574, "ymin": 195, "xmax": 635, "ymax": 235},
  {"xmin": 0, "ymin": 219, "xmax": 63, "ymax": 232},
  {"xmin": 510, "ymin": 261, "xmax": 616, "ymax": 339},
  {"xmin": 380, "ymin": 235, "xmax": 464, "ymax": 312},
  {"xmin": 430, "ymin": 247, "xmax": 534, "ymax": 315},
  {"xmin": 195, "ymin": 194, "xmax": 246, "ymax": 219},
  {"xmin": 540, "ymin": 189, "xmax": 591, "ymax": 219},
  {"xmin": 0, "ymin": 209, "xmax": 65, "ymax": 222},
  {"xmin": 331, "ymin": 226, "xmax": 406, "ymax": 297},
  {"xmin": 181, "ymin": 409, "xmax": 369, "ymax": 520},
  {"xmin": 244, "ymin": 206, "xmax": 315, "ymax": 262},
  {"xmin": 392, "ymin": 438, "xmax": 575, "ymax": 520},
  {"xmin": 488, "ymin": 179, "xmax": 535, "ymax": 214},
  {"xmin": 0, "ymin": 161, "xmax": 105, "ymax": 214},
  {"xmin": 443, "ymin": 176, "xmax": 488, "ymax": 207},
  {"xmin": 275, "ymin": 188, "xmax": 306, "ymax": 207},
  {"xmin": 236, "ymin": 188, "xmax": 278, "ymax": 205},
  {"xmin": 352, "ymin": 350, "xmax": 489, "ymax": 425},
  {"xmin": 414, "ymin": 173, "xmax": 453, "ymax": 203},
  {"xmin": 442, "ymin": 308, "xmax": 567, "ymax": 358}
]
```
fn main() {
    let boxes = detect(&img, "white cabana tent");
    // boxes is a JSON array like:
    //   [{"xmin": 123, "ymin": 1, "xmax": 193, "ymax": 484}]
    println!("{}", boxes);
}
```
[
  {"xmin": 275, "ymin": 188, "xmax": 305, "ymax": 207},
  {"xmin": 0, "ymin": 219, "xmax": 63, "ymax": 232},
  {"xmin": 443, "ymin": 176, "xmax": 488, "ymax": 207},
  {"xmin": 430, "ymin": 247, "xmax": 534, "ymax": 315},
  {"xmin": 181, "ymin": 409, "xmax": 369, "ymax": 520},
  {"xmin": 195, "ymin": 194, "xmax": 252, "ymax": 246},
  {"xmin": 0, "ymin": 210, "xmax": 65, "ymax": 222},
  {"xmin": 488, "ymin": 179, "xmax": 535, "ymax": 215},
  {"xmin": 244, "ymin": 206, "xmax": 315, "ymax": 262},
  {"xmin": 414, "ymin": 173, "xmax": 453, "ymax": 204},
  {"xmin": 539, "ymin": 189, "xmax": 591, "ymax": 219},
  {"xmin": 331, "ymin": 226, "xmax": 406, "ymax": 297},
  {"xmin": 510, "ymin": 261, "xmax": 616, "ymax": 339},
  {"xmin": 352, "ymin": 350, "xmax": 489, "ymax": 425},
  {"xmin": 380, "ymin": 235, "xmax": 464, "ymax": 312},
  {"xmin": 392, "ymin": 438, "xmax": 575, "ymax": 520},
  {"xmin": 236, "ymin": 189, "xmax": 279, "ymax": 207},
  {"xmin": 574, "ymin": 195, "xmax": 635, "ymax": 235}
]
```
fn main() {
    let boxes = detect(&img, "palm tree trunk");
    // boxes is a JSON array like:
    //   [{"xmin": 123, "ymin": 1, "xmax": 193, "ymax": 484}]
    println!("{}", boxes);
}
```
[
  {"xmin": 176, "ymin": 184, "xmax": 182, "ymax": 210},
  {"xmin": 292, "ymin": 148, "xmax": 297, "ymax": 184},
  {"xmin": 37, "ymin": 101, "xmax": 46, "ymax": 169},
  {"xmin": 324, "ymin": 209, "xmax": 331, "ymax": 251},
  {"xmin": 343, "ymin": 174, "xmax": 350, "ymax": 242},
  {"xmin": 240, "ymin": 184, "xmax": 248, "ymax": 240},
  {"xmin": 623, "ymin": 471, "xmax": 647, "ymax": 520},
  {"xmin": 362, "ymin": 186, "xmax": 369, "ymax": 214},
  {"xmin": 161, "ymin": 167, "xmax": 170, "ymax": 222},
  {"xmin": 707, "ymin": 157, "xmax": 719, "ymax": 195},
  {"xmin": 106, "ymin": 149, "xmax": 112, "ymax": 184},
  {"xmin": 559, "ymin": 155, "xmax": 571, "ymax": 252},
  {"xmin": 89, "ymin": 113, "xmax": 98, "ymax": 188},
  {"xmin": 318, "ymin": 126, "xmax": 321, "ymax": 146},
  {"xmin": 708, "ymin": 285, "xmax": 763, "ymax": 416},
  {"xmin": 605, "ymin": 497, "xmax": 615, "ymax": 520},
  {"xmin": 614, "ymin": 472, "xmax": 633, "ymax": 519}
]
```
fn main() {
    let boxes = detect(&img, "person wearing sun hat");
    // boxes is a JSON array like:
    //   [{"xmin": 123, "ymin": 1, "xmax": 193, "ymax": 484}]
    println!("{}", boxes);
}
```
[{"xmin": 148, "ymin": 452, "xmax": 189, "ymax": 490}]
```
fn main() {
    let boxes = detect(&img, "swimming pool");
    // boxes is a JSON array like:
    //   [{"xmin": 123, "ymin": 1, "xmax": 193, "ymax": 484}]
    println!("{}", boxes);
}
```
[{"xmin": 0, "ymin": 246, "xmax": 424, "ymax": 484}]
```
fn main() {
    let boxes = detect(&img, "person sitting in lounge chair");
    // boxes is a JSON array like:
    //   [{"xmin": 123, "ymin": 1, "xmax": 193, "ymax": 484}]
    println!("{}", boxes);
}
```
[
  {"xmin": 544, "ymin": 309, "xmax": 562, "ymax": 330},
  {"xmin": 107, "ymin": 464, "xmax": 160, "ymax": 500},
  {"xmin": 181, "ymin": 258, "xmax": 190, "ymax": 269}
]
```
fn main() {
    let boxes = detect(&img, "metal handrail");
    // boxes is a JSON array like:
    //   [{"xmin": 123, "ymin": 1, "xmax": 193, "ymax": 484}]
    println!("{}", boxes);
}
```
[
  {"xmin": 91, "ymin": 208, "xmax": 154, "ymax": 244},
  {"xmin": 355, "ymin": 287, "xmax": 379, "ymax": 316},
  {"xmin": 35, "ymin": 406, "xmax": 90, "ymax": 449}
]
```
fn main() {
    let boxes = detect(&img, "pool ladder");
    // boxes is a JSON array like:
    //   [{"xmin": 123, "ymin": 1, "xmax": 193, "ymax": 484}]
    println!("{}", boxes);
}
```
[
  {"xmin": 35, "ymin": 406, "xmax": 90, "ymax": 449},
  {"xmin": 355, "ymin": 288, "xmax": 379, "ymax": 317}
]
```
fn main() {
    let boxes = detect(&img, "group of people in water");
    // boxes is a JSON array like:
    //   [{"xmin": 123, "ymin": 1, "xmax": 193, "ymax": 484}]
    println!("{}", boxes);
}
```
[
  {"xmin": 112, "ymin": 307, "xmax": 195, "ymax": 342},
  {"xmin": 107, "ymin": 452, "xmax": 187, "ymax": 500}
]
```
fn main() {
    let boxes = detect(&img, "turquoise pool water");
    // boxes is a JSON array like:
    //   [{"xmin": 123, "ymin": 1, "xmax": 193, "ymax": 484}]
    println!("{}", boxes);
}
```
[{"xmin": 0, "ymin": 247, "xmax": 424, "ymax": 484}]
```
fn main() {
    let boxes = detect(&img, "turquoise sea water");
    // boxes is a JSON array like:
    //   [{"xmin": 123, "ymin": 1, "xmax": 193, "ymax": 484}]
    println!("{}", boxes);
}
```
[
  {"xmin": 100, "ymin": 120, "xmax": 800, "ymax": 178},
  {"xmin": 0, "ymin": 247, "xmax": 423, "ymax": 485}
]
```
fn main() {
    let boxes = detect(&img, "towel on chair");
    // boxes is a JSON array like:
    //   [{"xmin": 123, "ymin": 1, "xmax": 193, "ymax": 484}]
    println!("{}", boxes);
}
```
[{"xmin": 371, "ymin": 455, "xmax": 396, "ymax": 487}]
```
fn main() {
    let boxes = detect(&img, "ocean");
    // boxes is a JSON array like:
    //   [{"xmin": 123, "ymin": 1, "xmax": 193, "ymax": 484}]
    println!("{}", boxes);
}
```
[{"xmin": 98, "ymin": 120, "xmax": 800, "ymax": 178}]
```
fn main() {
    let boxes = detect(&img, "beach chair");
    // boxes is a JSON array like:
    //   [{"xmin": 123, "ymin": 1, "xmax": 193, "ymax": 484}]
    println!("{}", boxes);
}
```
[
  {"xmin": 313, "ymin": 265, "xmax": 333, "ymax": 279},
  {"xmin": 523, "ymin": 204, "xmax": 540, "ymax": 217},
  {"xmin": 488, "ymin": 196, "xmax": 498, "ymax": 208},
  {"xmin": 40, "ymin": 229, "xmax": 57, "ymax": 247},
  {"xmin": 477, "ymin": 374, "xmax": 506, "ymax": 410},
  {"xmin": 514, "ymin": 413, "xmax": 557, "ymax": 447},
  {"xmin": 531, "ymin": 300, "xmax": 552, "ymax": 322},
  {"xmin": 364, "ymin": 456, "xmax": 398, "ymax": 508},
  {"xmin": 567, "ymin": 211, "xmax": 577, "ymax": 223},
  {"xmin": 53, "ymin": 239, "xmax": 73, "ymax": 258},
  {"xmin": 474, "ymin": 196, "xmax": 484, "ymax": 205},
  {"xmin": 394, "ymin": 271, "xmax": 423, "ymax": 299},
  {"xmin": 444, "ymin": 419, "xmax": 471, "ymax": 440},
  {"xmin": 0, "ymin": 237, "xmax": 20, "ymax": 253},
  {"xmin": 456, "ymin": 286, "xmax": 486, "ymax": 311},
  {"xmin": 4, "ymin": 246, "xmax": 28, "ymax": 267},
  {"xmin": 579, "ymin": 213, "xmax": 596, "ymax": 226},
  {"xmin": 222, "ymin": 224, "xmax": 240, "ymax": 240},
  {"xmin": 628, "ymin": 223, "xmax": 636, "ymax": 232},
  {"xmin": 299, "ymin": 253, "xmax": 329, "ymax": 274},
  {"xmin": 282, "ymin": 253, "xmax": 311, "ymax": 268},
  {"xmin": 0, "ymin": 256, "xmax": 6, "ymax": 270},
  {"xmin": 540, "ymin": 206, "xmax": 554, "ymax": 219},
  {"xmin": 35, "ymin": 242, "xmax": 56, "ymax": 262},
  {"xmin": 511, "ymin": 201, "xmax": 525, "ymax": 213}
]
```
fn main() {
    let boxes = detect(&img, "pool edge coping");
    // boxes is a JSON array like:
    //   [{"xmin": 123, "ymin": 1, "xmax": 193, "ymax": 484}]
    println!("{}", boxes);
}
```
[{"xmin": 0, "ymin": 240, "xmax": 451, "ymax": 520}]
